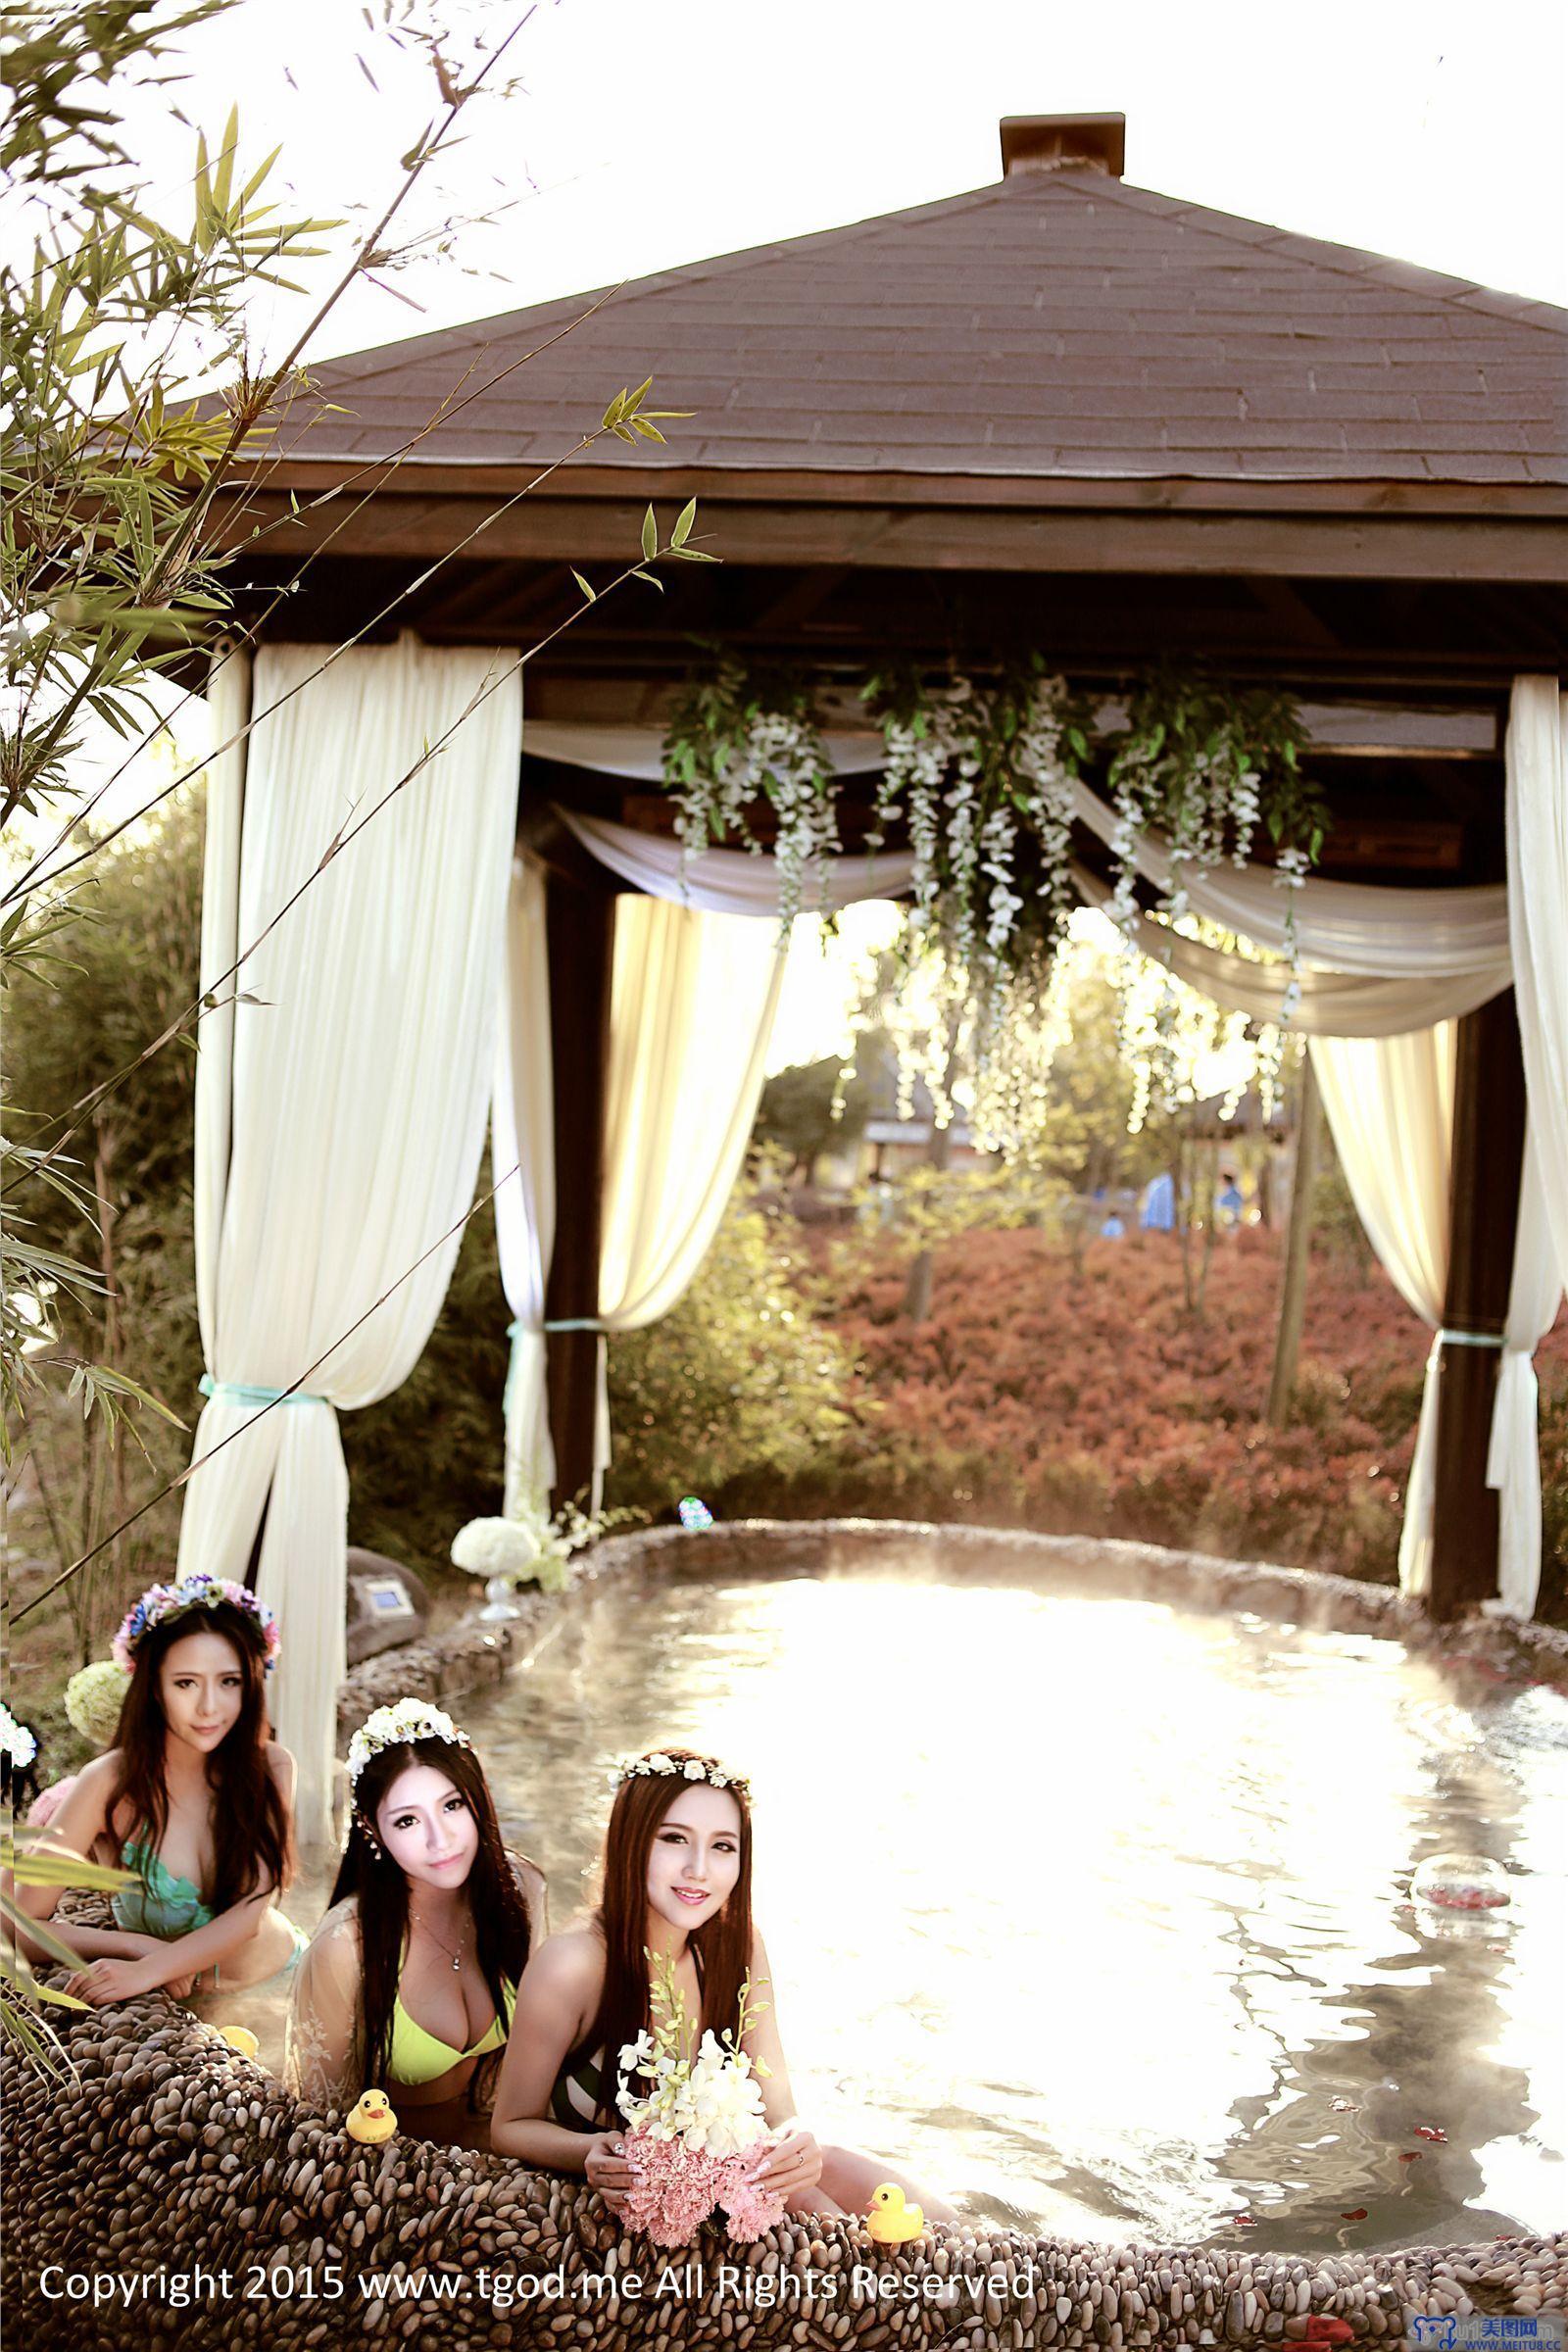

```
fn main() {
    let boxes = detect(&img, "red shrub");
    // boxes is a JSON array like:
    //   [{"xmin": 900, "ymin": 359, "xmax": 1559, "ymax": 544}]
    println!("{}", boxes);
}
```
[{"xmin": 730, "ymin": 1225, "xmax": 1568, "ymax": 1618}]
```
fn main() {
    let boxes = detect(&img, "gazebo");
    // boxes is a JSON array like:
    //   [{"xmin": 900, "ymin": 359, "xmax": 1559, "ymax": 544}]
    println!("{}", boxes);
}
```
[{"xmin": 197, "ymin": 113, "xmax": 1568, "ymax": 1838}]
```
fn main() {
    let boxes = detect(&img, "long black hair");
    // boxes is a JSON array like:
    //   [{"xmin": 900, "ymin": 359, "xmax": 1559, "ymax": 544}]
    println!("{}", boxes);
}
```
[
  {"xmin": 571, "ymin": 1747, "xmax": 754, "ymax": 2128},
  {"xmin": 110, "ymin": 1599, "xmax": 294, "ymax": 1909},
  {"xmin": 331, "ymin": 1735, "xmax": 532, "ymax": 2112}
]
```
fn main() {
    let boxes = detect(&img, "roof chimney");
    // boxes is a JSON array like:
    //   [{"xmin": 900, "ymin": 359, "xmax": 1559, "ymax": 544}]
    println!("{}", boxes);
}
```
[{"xmin": 1000, "ymin": 113, "xmax": 1125, "ymax": 178}]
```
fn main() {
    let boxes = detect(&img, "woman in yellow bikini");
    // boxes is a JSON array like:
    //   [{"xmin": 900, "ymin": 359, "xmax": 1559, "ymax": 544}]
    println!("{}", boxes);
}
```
[{"xmin": 285, "ymin": 1700, "xmax": 545, "ymax": 2150}]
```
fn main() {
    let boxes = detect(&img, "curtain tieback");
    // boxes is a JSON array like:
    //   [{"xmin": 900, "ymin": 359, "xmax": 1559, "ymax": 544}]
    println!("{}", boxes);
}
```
[
  {"xmin": 199, "ymin": 1374, "xmax": 328, "ymax": 1408},
  {"xmin": 1429, "ymin": 1328, "xmax": 1507, "ymax": 1352},
  {"xmin": 541, "ymin": 1317, "xmax": 610, "ymax": 1333}
]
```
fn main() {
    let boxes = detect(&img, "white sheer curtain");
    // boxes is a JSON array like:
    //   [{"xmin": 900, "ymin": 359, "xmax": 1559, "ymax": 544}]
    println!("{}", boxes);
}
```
[
  {"xmin": 1070, "ymin": 779, "xmax": 1512, "ymax": 994},
  {"xmin": 1487, "ymin": 1133, "xmax": 1562, "ymax": 1618},
  {"xmin": 561, "ymin": 808, "xmax": 916, "ymax": 913},
  {"xmin": 179, "ymin": 643, "xmax": 521, "ymax": 1842},
  {"xmin": 493, "ymin": 856, "xmax": 557, "ymax": 1516},
  {"xmin": 563, "ymin": 778, "xmax": 1511, "ymax": 1004},
  {"xmin": 1308, "ymin": 1027, "xmax": 1456, "ymax": 1599},
  {"xmin": 1069, "ymin": 864, "xmax": 1503, "ymax": 1036},
  {"xmin": 529, "ymin": 719, "xmax": 882, "ymax": 782},
  {"xmin": 582, "ymin": 896, "xmax": 788, "ymax": 1507},
  {"xmin": 1506, "ymin": 679, "xmax": 1568, "ymax": 1292},
  {"xmin": 556, "ymin": 726, "xmax": 1553, "ymax": 1615}
]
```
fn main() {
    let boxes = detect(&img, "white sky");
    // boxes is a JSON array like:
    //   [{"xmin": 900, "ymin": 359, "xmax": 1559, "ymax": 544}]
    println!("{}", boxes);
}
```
[
  {"xmin": 110, "ymin": 0, "xmax": 1568, "ymax": 362},
  {"xmin": 25, "ymin": 0, "xmax": 1568, "ymax": 1065}
]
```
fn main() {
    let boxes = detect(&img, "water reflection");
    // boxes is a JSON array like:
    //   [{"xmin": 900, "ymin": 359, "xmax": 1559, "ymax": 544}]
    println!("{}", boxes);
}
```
[{"xmin": 448, "ymin": 1559, "xmax": 1565, "ymax": 2249}]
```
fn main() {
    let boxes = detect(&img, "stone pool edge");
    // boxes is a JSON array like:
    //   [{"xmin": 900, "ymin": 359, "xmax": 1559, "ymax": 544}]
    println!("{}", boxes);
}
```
[
  {"xmin": 339, "ymin": 1519, "xmax": 1568, "ymax": 1750},
  {"xmin": 9, "ymin": 1524, "xmax": 1562, "ymax": 2349},
  {"xmin": 5, "ymin": 1997, "xmax": 1564, "ymax": 2352}
]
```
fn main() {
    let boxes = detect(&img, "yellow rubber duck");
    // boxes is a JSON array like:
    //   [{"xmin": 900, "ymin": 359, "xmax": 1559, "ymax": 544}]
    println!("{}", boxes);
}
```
[
  {"xmin": 346, "ymin": 2088, "xmax": 398, "ymax": 2145},
  {"xmin": 866, "ymin": 2183, "xmax": 924, "ymax": 2244},
  {"xmin": 218, "ymin": 2025, "xmax": 259, "ymax": 2060}
]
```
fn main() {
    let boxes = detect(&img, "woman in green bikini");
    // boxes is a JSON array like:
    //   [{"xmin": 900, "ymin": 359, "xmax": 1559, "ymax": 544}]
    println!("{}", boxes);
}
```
[
  {"xmin": 285, "ymin": 1700, "xmax": 545, "ymax": 2151},
  {"xmin": 12, "ymin": 1574, "xmax": 304, "ymax": 2001}
]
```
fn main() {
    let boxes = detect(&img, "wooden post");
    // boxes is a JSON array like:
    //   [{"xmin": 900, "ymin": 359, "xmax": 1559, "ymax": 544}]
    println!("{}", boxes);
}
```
[
  {"xmin": 543, "ymin": 865, "xmax": 617, "ymax": 1512},
  {"xmin": 1427, "ymin": 989, "xmax": 1528, "ymax": 1620},
  {"xmin": 1267, "ymin": 1053, "xmax": 1324, "ymax": 1426}
]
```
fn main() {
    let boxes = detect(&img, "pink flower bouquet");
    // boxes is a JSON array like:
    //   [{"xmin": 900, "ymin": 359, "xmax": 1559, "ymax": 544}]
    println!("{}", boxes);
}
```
[{"xmin": 614, "ymin": 1961, "xmax": 788, "ymax": 2246}]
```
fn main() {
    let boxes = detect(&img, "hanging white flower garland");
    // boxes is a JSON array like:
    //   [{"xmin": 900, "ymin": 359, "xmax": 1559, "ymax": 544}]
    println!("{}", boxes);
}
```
[
  {"xmin": 662, "ymin": 661, "xmax": 1325, "ymax": 1132},
  {"xmin": 666, "ymin": 661, "xmax": 838, "ymax": 928}
]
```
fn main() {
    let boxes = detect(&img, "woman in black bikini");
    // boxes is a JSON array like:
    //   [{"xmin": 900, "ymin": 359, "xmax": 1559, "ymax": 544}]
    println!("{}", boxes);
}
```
[{"xmin": 489, "ymin": 1744, "xmax": 956, "ymax": 2223}]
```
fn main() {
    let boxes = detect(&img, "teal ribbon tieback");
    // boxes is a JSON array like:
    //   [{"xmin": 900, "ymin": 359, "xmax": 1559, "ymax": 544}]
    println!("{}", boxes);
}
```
[
  {"xmin": 199, "ymin": 1375, "xmax": 328, "ymax": 1409},
  {"xmin": 508, "ymin": 1319, "xmax": 606, "ymax": 1422}
]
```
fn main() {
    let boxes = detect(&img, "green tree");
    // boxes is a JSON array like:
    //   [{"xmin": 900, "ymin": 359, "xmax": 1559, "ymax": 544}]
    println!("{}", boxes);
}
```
[
  {"xmin": 606, "ymin": 1201, "xmax": 854, "ymax": 1513},
  {"xmin": 2, "ymin": 0, "xmax": 704, "ymax": 1656},
  {"xmin": 4, "ymin": 790, "xmax": 206, "ymax": 1667},
  {"xmin": 1019, "ymin": 962, "xmax": 1168, "ymax": 1194},
  {"xmin": 754, "ymin": 1056, "xmax": 868, "ymax": 1186}
]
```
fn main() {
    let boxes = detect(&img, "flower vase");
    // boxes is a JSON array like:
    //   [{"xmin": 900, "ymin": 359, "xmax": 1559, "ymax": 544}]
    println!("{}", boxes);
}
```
[{"xmin": 477, "ymin": 1576, "xmax": 523, "ymax": 1623}]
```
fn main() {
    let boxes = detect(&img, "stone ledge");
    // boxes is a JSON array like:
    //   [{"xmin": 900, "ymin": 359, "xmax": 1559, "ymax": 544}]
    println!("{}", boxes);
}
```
[
  {"xmin": 4, "ymin": 1996, "xmax": 1561, "ymax": 2351},
  {"xmin": 15, "ymin": 1528, "xmax": 1565, "ymax": 2348},
  {"xmin": 335, "ymin": 1521, "xmax": 1568, "ymax": 1752}
]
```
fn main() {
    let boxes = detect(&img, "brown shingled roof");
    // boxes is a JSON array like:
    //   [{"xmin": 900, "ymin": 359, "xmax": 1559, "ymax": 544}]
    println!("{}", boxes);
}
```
[{"xmin": 271, "ymin": 169, "xmax": 1567, "ymax": 489}]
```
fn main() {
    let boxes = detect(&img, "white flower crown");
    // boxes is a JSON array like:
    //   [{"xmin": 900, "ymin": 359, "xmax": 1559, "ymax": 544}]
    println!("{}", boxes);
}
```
[
  {"xmin": 611, "ymin": 1750, "xmax": 750, "ymax": 1799},
  {"xmin": 347, "ymin": 1698, "xmax": 472, "ymax": 1789}
]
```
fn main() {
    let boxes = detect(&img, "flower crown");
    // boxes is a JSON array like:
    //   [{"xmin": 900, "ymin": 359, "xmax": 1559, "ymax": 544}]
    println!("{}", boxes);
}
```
[
  {"xmin": 113, "ymin": 1575, "xmax": 280, "ymax": 1675},
  {"xmin": 347, "ymin": 1699, "xmax": 472, "ymax": 1790},
  {"xmin": 612, "ymin": 1750, "xmax": 750, "ymax": 1799}
]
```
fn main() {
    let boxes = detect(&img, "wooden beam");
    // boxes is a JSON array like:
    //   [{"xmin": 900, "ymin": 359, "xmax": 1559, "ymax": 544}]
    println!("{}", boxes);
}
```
[
  {"xmin": 744, "ymin": 566, "xmax": 854, "ymax": 635},
  {"xmin": 1090, "ymin": 696, "xmax": 1499, "ymax": 759},
  {"xmin": 1246, "ymin": 575, "xmax": 1344, "ymax": 654},
  {"xmin": 543, "ymin": 867, "xmax": 616, "ymax": 1512},
  {"xmin": 519, "ymin": 675, "xmax": 1501, "ymax": 761},
  {"xmin": 226, "ymin": 461, "xmax": 1568, "ymax": 518},
  {"xmin": 1427, "ymin": 989, "xmax": 1529, "ymax": 1620},
  {"xmin": 217, "ymin": 487, "xmax": 1568, "ymax": 583}
]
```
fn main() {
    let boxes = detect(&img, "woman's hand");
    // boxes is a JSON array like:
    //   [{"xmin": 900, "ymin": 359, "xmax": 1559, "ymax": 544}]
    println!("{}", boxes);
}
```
[
  {"xmin": 582, "ymin": 2131, "xmax": 640, "ymax": 2214},
  {"xmin": 65, "ymin": 1956, "xmax": 162, "ymax": 2006},
  {"xmin": 751, "ymin": 2126, "xmax": 823, "ymax": 2201},
  {"xmin": 117, "ymin": 1933, "xmax": 170, "ymax": 1965}
]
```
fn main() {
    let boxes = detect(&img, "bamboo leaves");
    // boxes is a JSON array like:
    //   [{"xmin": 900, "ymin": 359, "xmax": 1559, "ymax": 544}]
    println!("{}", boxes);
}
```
[
  {"xmin": 3, "ymin": 4, "xmax": 718, "ymax": 1694},
  {"xmin": 601, "ymin": 376, "xmax": 691, "ymax": 444},
  {"xmin": 0, "ymin": 1835, "xmax": 140, "ymax": 2073}
]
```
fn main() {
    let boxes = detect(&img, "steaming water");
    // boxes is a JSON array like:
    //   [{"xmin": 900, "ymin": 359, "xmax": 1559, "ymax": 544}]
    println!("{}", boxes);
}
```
[{"xmin": 449, "ymin": 1554, "xmax": 1568, "ymax": 2253}]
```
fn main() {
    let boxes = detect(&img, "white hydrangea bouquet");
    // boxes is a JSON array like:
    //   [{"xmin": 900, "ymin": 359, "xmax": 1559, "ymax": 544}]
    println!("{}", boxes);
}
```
[
  {"xmin": 612, "ymin": 1951, "xmax": 787, "ymax": 2247},
  {"xmin": 451, "ymin": 1502, "xmax": 570, "ymax": 1597},
  {"xmin": 64, "ymin": 1660, "xmax": 132, "ymax": 1748},
  {"xmin": 453, "ymin": 1496, "xmax": 643, "ymax": 1619}
]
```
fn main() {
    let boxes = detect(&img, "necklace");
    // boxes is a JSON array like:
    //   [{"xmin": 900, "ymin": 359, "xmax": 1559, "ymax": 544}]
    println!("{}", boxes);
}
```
[{"xmin": 410, "ymin": 1910, "xmax": 467, "ymax": 1974}]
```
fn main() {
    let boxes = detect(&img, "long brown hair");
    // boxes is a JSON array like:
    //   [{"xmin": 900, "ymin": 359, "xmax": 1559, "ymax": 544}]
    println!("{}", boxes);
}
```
[
  {"xmin": 573, "ymin": 1747, "xmax": 755, "ymax": 2128},
  {"xmin": 108, "ymin": 1599, "xmax": 294, "ymax": 1910},
  {"xmin": 330, "ymin": 1737, "xmax": 532, "ymax": 2113}
]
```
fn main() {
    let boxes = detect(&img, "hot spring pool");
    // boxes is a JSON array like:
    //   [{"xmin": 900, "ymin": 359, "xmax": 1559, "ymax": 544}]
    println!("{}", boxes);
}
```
[{"xmin": 450, "ymin": 1554, "xmax": 1567, "ymax": 2253}]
